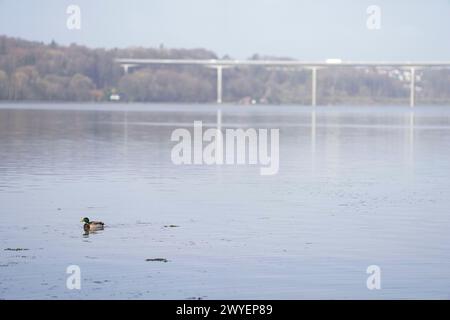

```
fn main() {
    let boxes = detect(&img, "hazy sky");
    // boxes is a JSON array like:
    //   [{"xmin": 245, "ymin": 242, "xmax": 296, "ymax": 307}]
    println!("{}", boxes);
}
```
[{"xmin": 1, "ymin": 0, "xmax": 450, "ymax": 60}]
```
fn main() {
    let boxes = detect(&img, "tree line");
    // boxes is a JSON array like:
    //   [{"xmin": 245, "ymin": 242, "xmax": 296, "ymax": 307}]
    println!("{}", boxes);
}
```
[{"xmin": 0, "ymin": 35, "xmax": 449, "ymax": 104}]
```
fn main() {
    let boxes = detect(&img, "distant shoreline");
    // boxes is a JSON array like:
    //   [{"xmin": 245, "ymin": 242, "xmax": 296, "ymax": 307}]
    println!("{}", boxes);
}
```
[{"xmin": 2, "ymin": 35, "xmax": 450, "ymax": 105}]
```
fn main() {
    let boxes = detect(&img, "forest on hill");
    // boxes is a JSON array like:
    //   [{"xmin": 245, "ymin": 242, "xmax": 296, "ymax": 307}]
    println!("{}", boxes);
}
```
[{"xmin": 1, "ymin": 35, "xmax": 450, "ymax": 104}]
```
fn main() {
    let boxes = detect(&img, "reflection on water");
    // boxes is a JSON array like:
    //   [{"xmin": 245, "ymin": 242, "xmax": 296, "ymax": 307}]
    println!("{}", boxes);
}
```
[
  {"xmin": 83, "ymin": 228, "xmax": 104, "ymax": 238},
  {"xmin": 1, "ymin": 103, "xmax": 450, "ymax": 299}
]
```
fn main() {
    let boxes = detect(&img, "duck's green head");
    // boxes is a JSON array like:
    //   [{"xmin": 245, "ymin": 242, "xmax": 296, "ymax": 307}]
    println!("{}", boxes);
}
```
[{"xmin": 81, "ymin": 217, "xmax": 90, "ymax": 224}]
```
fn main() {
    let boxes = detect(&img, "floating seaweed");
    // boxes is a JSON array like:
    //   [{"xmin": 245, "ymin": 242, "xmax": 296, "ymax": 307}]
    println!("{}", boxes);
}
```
[{"xmin": 145, "ymin": 258, "xmax": 169, "ymax": 263}]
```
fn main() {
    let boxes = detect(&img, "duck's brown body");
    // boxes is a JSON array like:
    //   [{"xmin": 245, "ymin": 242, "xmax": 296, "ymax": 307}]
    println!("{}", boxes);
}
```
[{"xmin": 84, "ymin": 221, "xmax": 104, "ymax": 231}]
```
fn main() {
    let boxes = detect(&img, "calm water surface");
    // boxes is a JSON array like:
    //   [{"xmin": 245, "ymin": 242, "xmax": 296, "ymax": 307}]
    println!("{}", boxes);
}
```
[{"xmin": 1, "ymin": 103, "xmax": 450, "ymax": 299}]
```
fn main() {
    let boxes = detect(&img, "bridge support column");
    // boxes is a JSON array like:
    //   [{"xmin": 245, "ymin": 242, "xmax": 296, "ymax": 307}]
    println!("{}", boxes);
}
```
[
  {"xmin": 216, "ymin": 66, "xmax": 223, "ymax": 104},
  {"xmin": 410, "ymin": 67, "xmax": 416, "ymax": 107},
  {"xmin": 311, "ymin": 67, "xmax": 317, "ymax": 107},
  {"xmin": 121, "ymin": 64, "xmax": 136, "ymax": 74}
]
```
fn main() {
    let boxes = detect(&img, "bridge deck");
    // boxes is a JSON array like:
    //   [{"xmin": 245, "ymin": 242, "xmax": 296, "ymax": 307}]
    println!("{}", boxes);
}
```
[{"xmin": 115, "ymin": 58, "xmax": 450, "ymax": 68}]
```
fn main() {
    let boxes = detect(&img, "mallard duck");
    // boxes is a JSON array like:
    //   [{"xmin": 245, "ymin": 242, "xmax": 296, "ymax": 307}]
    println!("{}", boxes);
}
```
[{"xmin": 81, "ymin": 217, "xmax": 104, "ymax": 232}]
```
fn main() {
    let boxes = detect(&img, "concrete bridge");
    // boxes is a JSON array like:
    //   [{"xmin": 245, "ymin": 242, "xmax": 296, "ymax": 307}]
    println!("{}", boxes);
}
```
[{"xmin": 115, "ymin": 58, "xmax": 450, "ymax": 107}]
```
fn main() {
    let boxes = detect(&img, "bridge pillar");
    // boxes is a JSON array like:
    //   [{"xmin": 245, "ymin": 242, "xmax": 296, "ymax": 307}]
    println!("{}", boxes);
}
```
[
  {"xmin": 410, "ymin": 67, "xmax": 416, "ymax": 107},
  {"xmin": 311, "ymin": 67, "xmax": 317, "ymax": 106},
  {"xmin": 207, "ymin": 65, "xmax": 226, "ymax": 104},
  {"xmin": 121, "ymin": 64, "xmax": 137, "ymax": 74},
  {"xmin": 216, "ymin": 66, "xmax": 223, "ymax": 104}
]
